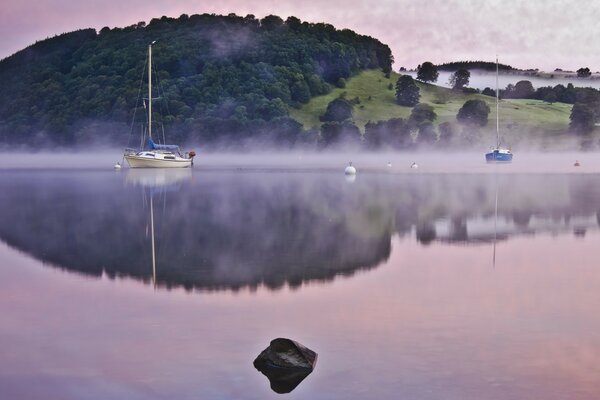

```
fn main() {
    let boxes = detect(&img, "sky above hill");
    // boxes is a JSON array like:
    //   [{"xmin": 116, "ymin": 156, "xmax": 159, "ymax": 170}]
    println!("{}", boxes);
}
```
[{"xmin": 1, "ymin": 0, "xmax": 599, "ymax": 71}]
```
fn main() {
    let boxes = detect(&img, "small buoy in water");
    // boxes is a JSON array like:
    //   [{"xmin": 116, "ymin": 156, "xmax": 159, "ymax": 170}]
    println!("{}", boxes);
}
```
[
  {"xmin": 410, "ymin": 162, "xmax": 418, "ymax": 169},
  {"xmin": 114, "ymin": 162, "xmax": 122, "ymax": 170},
  {"xmin": 344, "ymin": 161, "xmax": 357, "ymax": 175},
  {"xmin": 387, "ymin": 161, "xmax": 392, "ymax": 168},
  {"xmin": 574, "ymin": 160, "xmax": 581, "ymax": 167}
]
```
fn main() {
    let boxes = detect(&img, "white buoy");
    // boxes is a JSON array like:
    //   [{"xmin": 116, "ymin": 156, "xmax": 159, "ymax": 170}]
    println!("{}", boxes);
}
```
[
  {"xmin": 114, "ymin": 162, "xmax": 122, "ymax": 170},
  {"xmin": 344, "ymin": 162, "xmax": 357, "ymax": 175},
  {"xmin": 574, "ymin": 160, "xmax": 581, "ymax": 167},
  {"xmin": 410, "ymin": 162, "xmax": 418, "ymax": 169},
  {"xmin": 387, "ymin": 161, "xmax": 392, "ymax": 168}
]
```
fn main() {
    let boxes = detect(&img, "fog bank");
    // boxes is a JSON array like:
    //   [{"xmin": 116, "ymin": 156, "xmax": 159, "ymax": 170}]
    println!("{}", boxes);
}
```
[{"xmin": 1, "ymin": 151, "xmax": 600, "ymax": 174}]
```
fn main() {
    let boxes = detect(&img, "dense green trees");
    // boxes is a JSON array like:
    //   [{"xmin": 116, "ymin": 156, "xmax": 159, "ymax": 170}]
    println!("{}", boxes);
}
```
[
  {"xmin": 0, "ymin": 13, "xmax": 393, "ymax": 145},
  {"xmin": 498, "ymin": 82, "xmax": 600, "ymax": 106},
  {"xmin": 395, "ymin": 75, "xmax": 420, "ymax": 106},
  {"xmin": 416, "ymin": 61, "xmax": 438, "ymax": 83},
  {"xmin": 456, "ymin": 99, "xmax": 490, "ymax": 126}
]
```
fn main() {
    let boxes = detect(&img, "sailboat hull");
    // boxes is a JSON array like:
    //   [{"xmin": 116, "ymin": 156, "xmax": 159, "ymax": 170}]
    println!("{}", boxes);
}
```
[
  {"xmin": 125, "ymin": 154, "xmax": 192, "ymax": 168},
  {"xmin": 122, "ymin": 43, "xmax": 193, "ymax": 170},
  {"xmin": 485, "ymin": 151, "xmax": 513, "ymax": 163}
]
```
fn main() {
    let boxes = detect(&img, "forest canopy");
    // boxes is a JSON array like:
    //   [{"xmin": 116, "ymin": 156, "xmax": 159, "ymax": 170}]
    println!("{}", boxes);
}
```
[{"xmin": 0, "ymin": 13, "xmax": 392, "ymax": 146}]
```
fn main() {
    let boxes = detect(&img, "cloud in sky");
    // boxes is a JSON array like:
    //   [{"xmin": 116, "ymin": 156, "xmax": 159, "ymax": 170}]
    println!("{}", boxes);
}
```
[{"xmin": 1, "ymin": 0, "xmax": 600, "ymax": 71}]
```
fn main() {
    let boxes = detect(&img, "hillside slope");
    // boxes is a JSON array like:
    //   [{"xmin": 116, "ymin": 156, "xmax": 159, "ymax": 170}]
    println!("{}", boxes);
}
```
[{"xmin": 290, "ymin": 70, "xmax": 574, "ymax": 147}]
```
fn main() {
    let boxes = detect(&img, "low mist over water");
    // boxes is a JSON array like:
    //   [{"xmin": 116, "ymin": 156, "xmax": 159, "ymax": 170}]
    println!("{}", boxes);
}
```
[{"xmin": 2, "ymin": 151, "xmax": 600, "ymax": 173}]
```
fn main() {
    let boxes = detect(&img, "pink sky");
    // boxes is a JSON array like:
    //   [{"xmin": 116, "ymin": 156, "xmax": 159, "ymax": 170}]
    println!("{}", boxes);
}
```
[{"xmin": 1, "ymin": 0, "xmax": 600, "ymax": 71}]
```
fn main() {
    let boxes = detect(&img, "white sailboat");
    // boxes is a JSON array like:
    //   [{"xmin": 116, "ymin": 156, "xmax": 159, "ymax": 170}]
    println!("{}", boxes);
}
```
[
  {"xmin": 124, "ymin": 41, "xmax": 195, "ymax": 168},
  {"xmin": 485, "ymin": 57, "xmax": 513, "ymax": 163}
]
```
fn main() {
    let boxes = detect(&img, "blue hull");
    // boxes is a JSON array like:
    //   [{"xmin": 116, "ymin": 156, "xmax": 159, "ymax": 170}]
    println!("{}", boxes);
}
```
[{"xmin": 485, "ymin": 151, "xmax": 513, "ymax": 163}]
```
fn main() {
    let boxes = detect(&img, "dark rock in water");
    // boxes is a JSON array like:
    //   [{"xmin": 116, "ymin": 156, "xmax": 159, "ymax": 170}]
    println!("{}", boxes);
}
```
[
  {"xmin": 256, "ymin": 365, "xmax": 313, "ymax": 394},
  {"xmin": 253, "ymin": 338, "xmax": 317, "ymax": 393},
  {"xmin": 254, "ymin": 338, "xmax": 318, "ymax": 370}
]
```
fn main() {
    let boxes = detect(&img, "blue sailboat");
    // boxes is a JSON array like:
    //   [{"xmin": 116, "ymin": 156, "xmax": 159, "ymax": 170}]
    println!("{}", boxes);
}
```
[{"xmin": 486, "ymin": 57, "xmax": 513, "ymax": 163}]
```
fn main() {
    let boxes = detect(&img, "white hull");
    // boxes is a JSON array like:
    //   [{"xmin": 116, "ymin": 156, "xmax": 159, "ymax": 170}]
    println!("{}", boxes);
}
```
[
  {"xmin": 125, "ymin": 154, "xmax": 192, "ymax": 168},
  {"xmin": 122, "ymin": 44, "xmax": 195, "ymax": 170}
]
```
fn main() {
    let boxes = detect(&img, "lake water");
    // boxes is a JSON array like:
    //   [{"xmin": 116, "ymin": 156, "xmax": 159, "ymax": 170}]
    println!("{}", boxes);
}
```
[{"xmin": 1, "ymin": 154, "xmax": 600, "ymax": 399}]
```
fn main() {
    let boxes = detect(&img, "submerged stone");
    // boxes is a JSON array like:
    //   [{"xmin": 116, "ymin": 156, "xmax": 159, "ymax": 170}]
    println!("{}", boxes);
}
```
[{"xmin": 253, "ymin": 338, "xmax": 318, "ymax": 393}]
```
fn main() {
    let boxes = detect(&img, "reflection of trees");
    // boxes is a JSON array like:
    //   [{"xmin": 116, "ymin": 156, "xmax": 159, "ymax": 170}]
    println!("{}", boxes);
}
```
[
  {"xmin": 450, "ymin": 218, "xmax": 468, "ymax": 241},
  {"xmin": 0, "ymin": 172, "xmax": 393, "ymax": 291},
  {"xmin": 416, "ymin": 223, "xmax": 436, "ymax": 245},
  {"xmin": 0, "ymin": 172, "xmax": 599, "ymax": 291}
]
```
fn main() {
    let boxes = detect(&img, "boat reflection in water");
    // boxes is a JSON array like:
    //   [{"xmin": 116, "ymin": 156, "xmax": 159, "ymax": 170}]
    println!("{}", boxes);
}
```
[
  {"xmin": 125, "ymin": 168, "xmax": 194, "ymax": 287},
  {"xmin": 0, "ymin": 172, "xmax": 599, "ymax": 291}
]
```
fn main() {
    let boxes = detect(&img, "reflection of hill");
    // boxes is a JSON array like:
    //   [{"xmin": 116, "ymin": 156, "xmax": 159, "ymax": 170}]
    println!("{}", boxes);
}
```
[
  {"xmin": 409, "ymin": 174, "xmax": 600, "ymax": 244},
  {"xmin": 0, "ymin": 171, "xmax": 598, "ymax": 291},
  {"xmin": 0, "ymin": 171, "xmax": 392, "ymax": 291}
]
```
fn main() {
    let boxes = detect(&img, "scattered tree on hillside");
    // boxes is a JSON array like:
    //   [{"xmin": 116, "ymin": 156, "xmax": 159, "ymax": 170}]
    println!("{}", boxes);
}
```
[
  {"xmin": 395, "ymin": 75, "xmax": 420, "ymax": 106},
  {"xmin": 577, "ymin": 67, "xmax": 592, "ymax": 78},
  {"xmin": 543, "ymin": 91, "xmax": 557, "ymax": 104},
  {"xmin": 513, "ymin": 80, "xmax": 535, "ymax": 98},
  {"xmin": 569, "ymin": 103, "xmax": 596, "ymax": 133},
  {"xmin": 504, "ymin": 80, "xmax": 535, "ymax": 99},
  {"xmin": 575, "ymin": 87, "xmax": 600, "ymax": 105},
  {"xmin": 438, "ymin": 121, "xmax": 456, "ymax": 144},
  {"xmin": 320, "ymin": 98, "xmax": 353, "ymax": 122},
  {"xmin": 409, "ymin": 103, "xmax": 437, "ymax": 125},
  {"xmin": 320, "ymin": 120, "xmax": 361, "ymax": 145},
  {"xmin": 364, "ymin": 118, "xmax": 412, "ymax": 149},
  {"xmin": 450, "ymin": 69, "xmax": 470, "ymax": 90},
  {"xmin": 456, "ymin": 99, "xmax": 490, "ymax": 126},
  {"xmin": 416, "ymin": 121, "xmax": 437, "ymax": 144},
  {"xmin": 481, "ymin": 87, "xmax": 496, "ymax": 97},
  {"xmin": 416, "ymin": 62, "xmax": 439, "ymax": 83}
]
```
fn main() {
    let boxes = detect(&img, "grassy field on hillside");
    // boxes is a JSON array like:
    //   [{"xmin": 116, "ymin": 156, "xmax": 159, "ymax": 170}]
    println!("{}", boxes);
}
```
[{"xmin": 290, "ymin": 70, "xmax": 576, "ymax": 146}]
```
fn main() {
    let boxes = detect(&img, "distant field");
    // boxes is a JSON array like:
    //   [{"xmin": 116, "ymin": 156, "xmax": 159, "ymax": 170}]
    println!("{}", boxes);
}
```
[{"xmin": 290, "ymin": 70, "xmax": 579, "ymax": 147}]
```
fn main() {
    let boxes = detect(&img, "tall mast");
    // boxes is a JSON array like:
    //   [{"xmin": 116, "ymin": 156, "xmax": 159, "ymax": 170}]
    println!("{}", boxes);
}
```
[
  {"xmin": 496, "ymin": 56, "xmax": 499, "ymax": 148},
  {"xmin": 150, "ymin": 194, "xmax": 156, "ymax": 287},
  {"xmin": 148, "ymin": 43, "xmax": 152, "ymax": 140},
  {"xmin": 150, "ymin": 196, "xmax": 156, "ymax": 288}
]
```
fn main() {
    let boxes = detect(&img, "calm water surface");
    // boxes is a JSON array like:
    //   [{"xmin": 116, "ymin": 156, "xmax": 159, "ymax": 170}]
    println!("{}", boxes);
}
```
[{"xmin": 1, "ymin": 156, "xmax": 600, "ymax": 399}]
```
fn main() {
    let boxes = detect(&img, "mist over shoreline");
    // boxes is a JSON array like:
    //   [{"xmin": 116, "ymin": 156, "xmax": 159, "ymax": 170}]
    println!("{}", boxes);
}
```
[{"xmin": 1, "ymin": 150, "xmax": 599, "ymax": 174}]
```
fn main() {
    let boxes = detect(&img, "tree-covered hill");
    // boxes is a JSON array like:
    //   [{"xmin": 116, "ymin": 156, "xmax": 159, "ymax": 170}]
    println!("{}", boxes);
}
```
[
  {"xmin": 0, "ymin": 13, "xmax": 392, "ymax": 146},
  {"xmin": 436, "ymin": 61, "xmax": 514, "ymax": 72}
]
